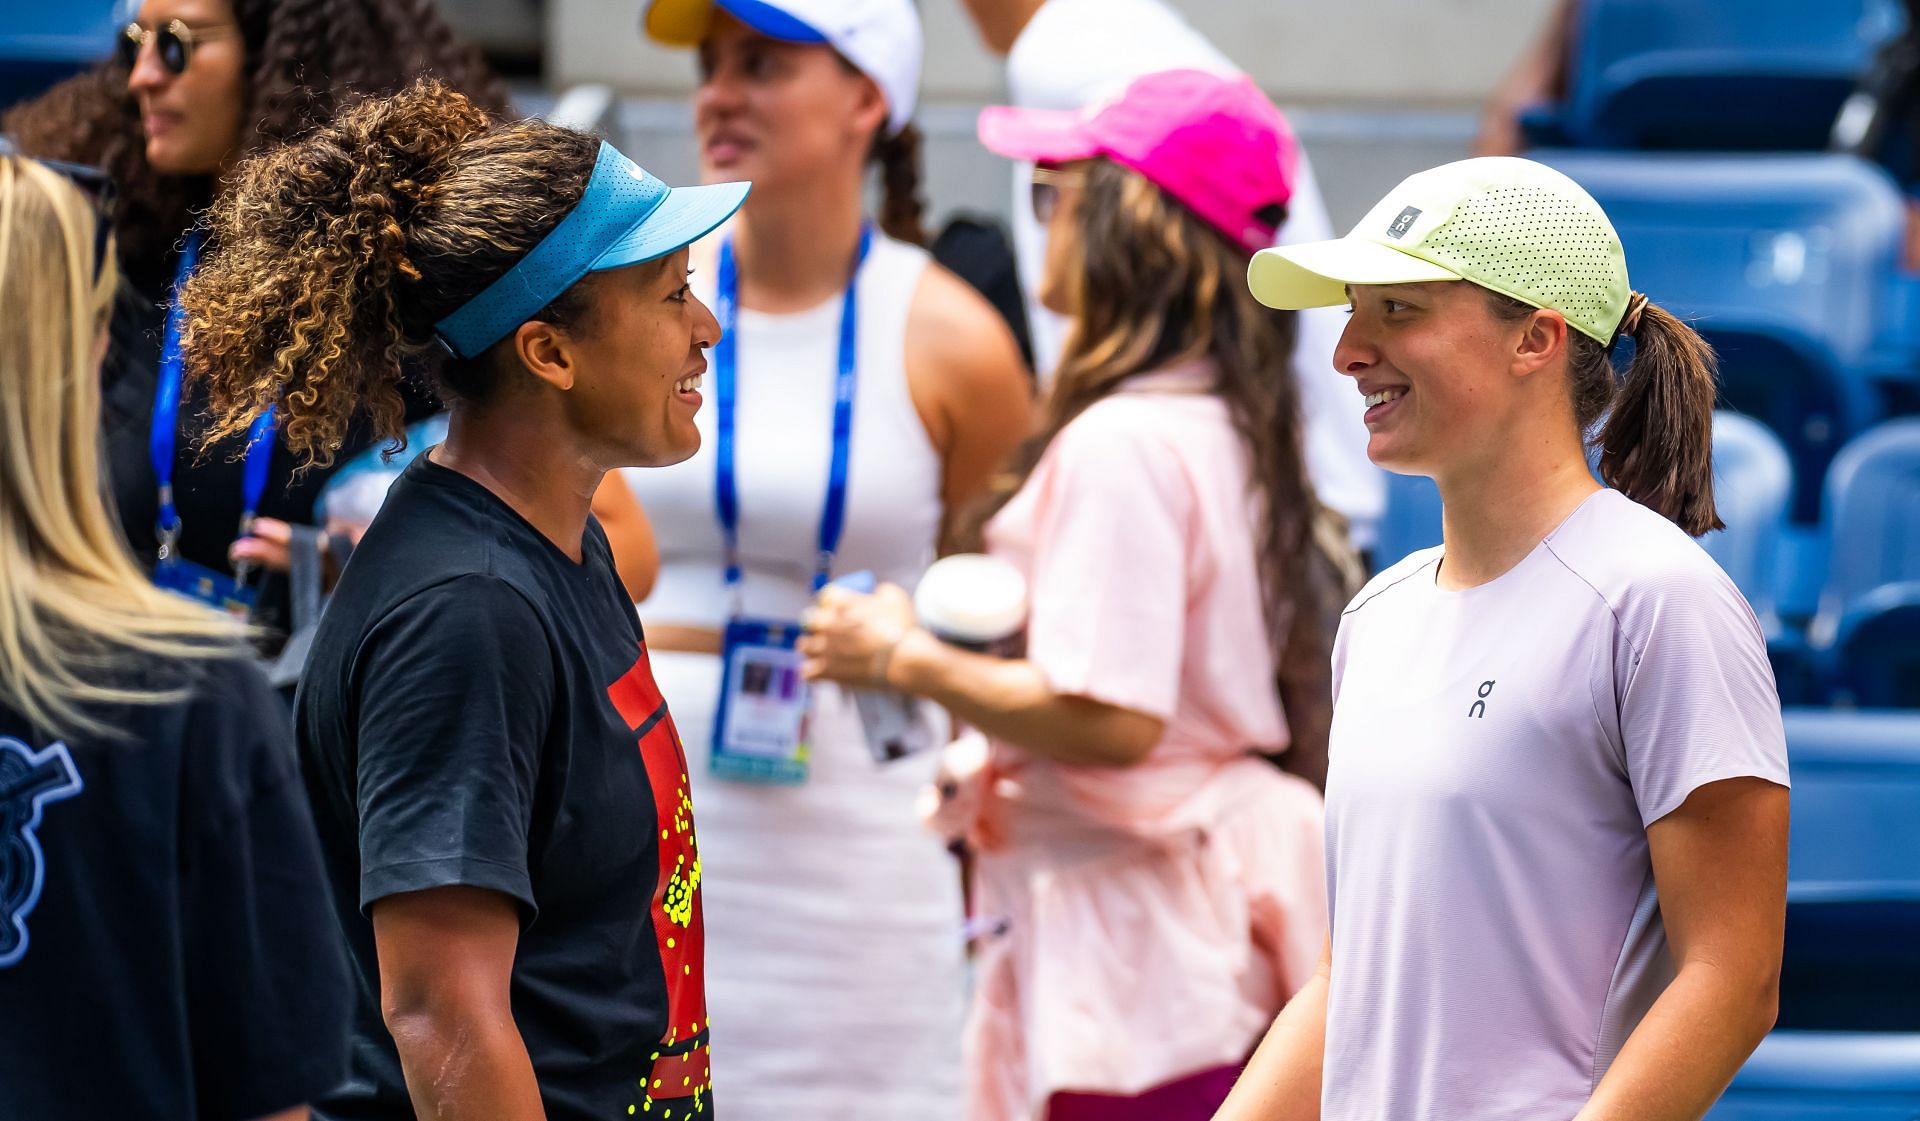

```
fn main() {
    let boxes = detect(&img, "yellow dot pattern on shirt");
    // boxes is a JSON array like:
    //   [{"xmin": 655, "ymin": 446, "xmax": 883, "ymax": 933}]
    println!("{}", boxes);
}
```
[{"xmin": 663, "ymin": 852, "xmax": 701, "ymax": 928}]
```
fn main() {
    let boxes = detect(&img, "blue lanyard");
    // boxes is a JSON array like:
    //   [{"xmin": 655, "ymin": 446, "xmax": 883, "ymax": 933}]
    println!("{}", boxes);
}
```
[
  {"xmin": 150, "ymin": 230, "xmax": 276, "ymax": 557},
  {"xmin": 714, "ymin": 227, "xmax": 871, "ymax": 599}
]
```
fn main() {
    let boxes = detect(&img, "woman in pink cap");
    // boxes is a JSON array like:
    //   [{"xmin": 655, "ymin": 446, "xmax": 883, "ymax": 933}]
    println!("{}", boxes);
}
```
[{"xmin": 803, "ymin": 68, "xmax": 1348, "ymax": 1121}]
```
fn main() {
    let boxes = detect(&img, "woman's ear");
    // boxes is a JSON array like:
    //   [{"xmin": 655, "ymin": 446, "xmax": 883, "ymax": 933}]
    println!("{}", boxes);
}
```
[
  {"xmin": 850, "ymin": 73, "xmax": 890, "ymax": 145},
  {"xmin": 513, "ymin": 319, "xmax": 577, "ymax": 392},
  {"xmin": 1512, "ymin": 307, "xmax": 1569, "ymax": 380}
]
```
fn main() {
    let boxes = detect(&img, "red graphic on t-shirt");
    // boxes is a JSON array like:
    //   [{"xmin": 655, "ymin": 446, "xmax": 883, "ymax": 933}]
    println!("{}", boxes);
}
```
[{"xmin": 608, "ymin": 646, "xmax": 709, "ymax": 1061}]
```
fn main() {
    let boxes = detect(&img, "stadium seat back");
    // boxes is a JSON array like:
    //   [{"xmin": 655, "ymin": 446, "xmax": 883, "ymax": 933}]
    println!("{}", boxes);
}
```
[
  {"xmin": 1540, "ymin": 152, "xmax": 1906, "ymax": 366},
  {"xmin": 1822, "ymin": 419, "xmax": 1920, "ymax": 614},
  {"xmin": 1832, "ymin": 582, "xmax": 1920, "ymax": 709},
  {"xmin": 1568, "ymin": 0, "xmax": 1905, "ymax": 149},
  {"xmin": 1776, "ymin": 709, "xmax": 1920, "ymax": 1030},
  {"xmin": 1707, "ymin": 1031, "xmax": 1920, "ymax": 1119},
  {"xmin": 1701, "ymin": 328, "xmax": 1861, "ymax": 523},
  {"xmin": 1700, "ymin": 411, "xmax": 1792, "ymax": 615}
]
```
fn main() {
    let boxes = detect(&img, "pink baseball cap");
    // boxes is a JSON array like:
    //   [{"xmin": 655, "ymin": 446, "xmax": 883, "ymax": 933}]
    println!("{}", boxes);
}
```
[{"xmin": 977, "ymin": 69, "xmax": 1299, "ymax": 255}]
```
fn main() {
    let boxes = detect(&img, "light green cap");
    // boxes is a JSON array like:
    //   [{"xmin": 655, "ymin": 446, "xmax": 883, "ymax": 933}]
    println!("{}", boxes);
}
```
[{"xmin": 1248, "ymin": 156, "xmax": 1631, "ymax": 344}]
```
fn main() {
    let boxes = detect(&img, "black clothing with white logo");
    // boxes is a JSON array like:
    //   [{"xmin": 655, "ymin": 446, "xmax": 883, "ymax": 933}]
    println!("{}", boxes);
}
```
[{"xmin": 0, "ymin": 657, "xmax": 350, "ymax": 1120}]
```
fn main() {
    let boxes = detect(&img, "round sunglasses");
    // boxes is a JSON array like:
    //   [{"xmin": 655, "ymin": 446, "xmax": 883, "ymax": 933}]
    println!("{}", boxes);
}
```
[
  {"xmin": 1029, "ymin": 166, "xmax": 1086, "ymax": 225},
  {"xmin": 117, "ymin": 19, "xmax": 239, "ymax": 76}
]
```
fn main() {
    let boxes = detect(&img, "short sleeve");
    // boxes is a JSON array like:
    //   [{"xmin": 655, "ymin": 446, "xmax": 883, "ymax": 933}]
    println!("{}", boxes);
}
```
[
  {"xmin": 180, "ymin": 660, "xmax": 351, "ymax": 1120},
  {"xmin": 1021, "ymin": 410, "xmax": 1191, "ymax": 721},
  {"xmin": 1616, "ymin": 564, "xmax": 1790, "ymax": 827},
  {"xmin": 352, "ymin": 575, "xmax": 555, "ymax": 916}
]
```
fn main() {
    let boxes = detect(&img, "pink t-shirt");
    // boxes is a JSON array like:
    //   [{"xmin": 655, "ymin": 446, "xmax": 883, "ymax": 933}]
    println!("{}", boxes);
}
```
[
  {"xmin": 1322, "ymin": 488, "xmax": 1789, "ymax": 1121},
  {"xmin": 986, "ymin": 360, "xmax": 1295, "ymax": 822},
  {"xmin": 958, "ymin": 361, "xmax": 1327, "ymax": 1115}
]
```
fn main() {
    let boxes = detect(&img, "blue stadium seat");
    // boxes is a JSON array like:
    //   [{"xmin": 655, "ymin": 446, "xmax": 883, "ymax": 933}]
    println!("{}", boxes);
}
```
[
  {"xmin": 1701, "ymin": 411, "xmax": 1792, "ymax": 617},
  {"xmin": 1819, "ymin": 419, "xmax": 1920, "ymax": 624},
  {"xmin": 1775, "ymin": 708, "xmax": 1920, "ymax": 1031},
  {"xmin": 1539, "ymin": 151, "xmax": 1908, "ymax": 518},
  {"xmin": 1371, "ymin": 472, "xmax": 1442, "ymax": 571},
  {"xmin": 1707, "ymin": 1031, "xmax": 1920, "ymax": 1119},
  {"xmin": 1831, "ymin": 581, "xmax": 1920, "ymax": 708},
  {"xmin": 1, "ymin": 4, "xmax": 120, "ymax": 111},
  {"xmin": 1698, "ymin": 413, "xmax": 1826, "ymax": 701},
  {"xmin": 1548, "ymin": 0, "xmax": 1905, "ymax": 151}
]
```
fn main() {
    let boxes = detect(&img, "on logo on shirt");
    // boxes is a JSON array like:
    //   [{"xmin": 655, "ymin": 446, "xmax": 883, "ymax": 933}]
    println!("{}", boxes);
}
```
[{"xmin": 1468, "ymin": 680, "xmax": 1496, "ymax": 719}]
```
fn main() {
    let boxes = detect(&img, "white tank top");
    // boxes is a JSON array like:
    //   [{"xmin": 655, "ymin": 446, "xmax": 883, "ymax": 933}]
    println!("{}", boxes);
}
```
[{"xmin": 625, "ymin": 234, "xmax": 943, "ymax": 626}]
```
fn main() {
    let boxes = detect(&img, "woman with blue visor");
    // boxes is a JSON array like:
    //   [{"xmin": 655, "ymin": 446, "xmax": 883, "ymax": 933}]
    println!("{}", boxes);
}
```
[{"xmin": 181, "ymin": 78, "xmax": 746, "ymax": 1121}]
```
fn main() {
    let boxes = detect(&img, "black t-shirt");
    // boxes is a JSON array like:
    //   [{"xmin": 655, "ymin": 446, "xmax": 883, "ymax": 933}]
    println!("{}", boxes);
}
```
[
  {"xmin": 100, "ymin": 276, "xmax": 440, "ymax": 639},
  {"xmin": 297, "ymin": 455, "xmax": 710, "ymax": 1121},
  {"xmin": 0, "ymin": 656, "xmax": 350, "ymax": 1120}
]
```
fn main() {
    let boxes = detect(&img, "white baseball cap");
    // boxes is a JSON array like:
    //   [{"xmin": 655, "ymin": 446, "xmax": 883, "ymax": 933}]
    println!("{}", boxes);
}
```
[
  {"xmin": 643, "ymin": 0, "xmax": 922, "ymax": 136},
  {"xmin": 1248, "ymin": 156, "xmax": 1632, "ymax": 345}
]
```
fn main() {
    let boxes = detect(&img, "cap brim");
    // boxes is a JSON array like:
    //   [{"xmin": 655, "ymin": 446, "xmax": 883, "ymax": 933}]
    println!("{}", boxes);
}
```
[
  {"xmin": 977, "ymin": 105, "xmax": 1102, "ymax": 163},
  {"xmin": 643, "ymin": 0, "xmax": 826, "ymax": 47},
  {"xmin": 592, "ymin": 180, "xmax": 751, "ymax": 272},
  {"xmin": 1247, "ymin": 238, "xmax": 1462, "ymax": 310}
]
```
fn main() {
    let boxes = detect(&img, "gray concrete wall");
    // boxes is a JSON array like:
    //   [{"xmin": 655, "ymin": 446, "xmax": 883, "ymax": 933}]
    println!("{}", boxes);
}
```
[
  {"xmin": 548, "ymin": 0, "xmax": 1555, "ymax": 109},
  {"xmin": 519, "ymin": 0, "xmax": 1556, "ymax": 239}
]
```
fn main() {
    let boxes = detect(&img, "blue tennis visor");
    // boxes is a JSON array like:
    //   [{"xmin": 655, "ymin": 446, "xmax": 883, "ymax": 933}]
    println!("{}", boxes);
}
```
[
  {"xmin": 643, "ymin": 0, "xmax": 828, "ymax": 48},
  {"xmin": 434, "ymin": 141, "xmax": 750, "ymax": 360}
]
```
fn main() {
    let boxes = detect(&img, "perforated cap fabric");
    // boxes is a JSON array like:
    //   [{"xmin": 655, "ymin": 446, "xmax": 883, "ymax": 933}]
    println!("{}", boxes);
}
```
[
  {"xmin": 434, "ymin": 142, "xmax": 749, "ymax": 359},
  {"xmin": 1247, "ymin": 156, "xmax": 1631, "ymax": 343},
  {"xmin": 642, "ymin": 0, "xmax": 922, "ymax": 135}
]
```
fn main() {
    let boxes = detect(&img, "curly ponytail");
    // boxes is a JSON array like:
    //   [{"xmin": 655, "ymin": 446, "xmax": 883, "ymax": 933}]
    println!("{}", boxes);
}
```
[
  {"xmin": 871, "ymin": 123, "xmax": 928, "ymax": 246},
  {"xmin": 1485, "ymin": 287, "xmax": 1723, "ymax": 536},
  {"xmin": 181, "ymin": 78, "xmax": 600, "ymax": 467}
]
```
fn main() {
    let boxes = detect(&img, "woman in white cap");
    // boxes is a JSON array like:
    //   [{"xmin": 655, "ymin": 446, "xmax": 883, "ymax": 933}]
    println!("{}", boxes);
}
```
[
  {"xmin": 632, "ymin": 2, "xmax": 1032, "ymax": 1118},
  {"xmin": 1215, "ymin": 156, "xmax": 1790, "ymax": 1121}
]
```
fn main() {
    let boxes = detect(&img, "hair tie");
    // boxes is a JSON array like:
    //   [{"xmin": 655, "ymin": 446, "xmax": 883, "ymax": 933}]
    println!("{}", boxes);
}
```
[{"xmin": 1620, "ymin": 292, "xmax": 1650, "ymax": 336}]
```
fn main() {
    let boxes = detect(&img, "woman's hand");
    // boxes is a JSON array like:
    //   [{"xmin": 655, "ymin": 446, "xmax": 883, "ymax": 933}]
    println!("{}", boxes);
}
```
[
  {"xmin": 799, "ymin": 584, "xmax": 920, "ymax": 688},
  {"xmin": 229, "ymin": 516, "xmax": 301, "ymax": 574}
]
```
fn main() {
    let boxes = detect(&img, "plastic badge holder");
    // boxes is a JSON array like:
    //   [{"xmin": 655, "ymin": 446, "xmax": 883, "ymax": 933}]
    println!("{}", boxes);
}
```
[{"xmin": 825, "ymin": 572, "xmax": 934, "ymax": 764}]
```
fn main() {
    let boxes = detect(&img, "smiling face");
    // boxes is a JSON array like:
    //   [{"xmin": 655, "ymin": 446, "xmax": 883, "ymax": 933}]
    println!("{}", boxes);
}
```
[
  {"xmin": 530, "ymin": 248, "xmax": 719, "ymax": 468},
  {"xmin": 126, "ymin": 0, "xmax": 248, "ymax": 176},
  {"xmin": 691, "ymin": 13, "xmax": 888, "ymax": 193},
  {"xmin": 1336, "ymin": 280, "xmax": 1562, "ymax": 481}
]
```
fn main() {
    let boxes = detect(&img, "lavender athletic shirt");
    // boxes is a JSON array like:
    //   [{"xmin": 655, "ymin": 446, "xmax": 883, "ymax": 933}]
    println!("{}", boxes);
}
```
[{"xmin": 1322, "ymin": 489, "xmax": 1789, "ymax": 1120}]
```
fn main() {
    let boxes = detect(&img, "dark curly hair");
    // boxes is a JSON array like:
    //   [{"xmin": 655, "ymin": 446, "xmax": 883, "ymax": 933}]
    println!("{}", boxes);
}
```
[
  {"xmin": 1, "ymin": 0, "xmax": 508, "ymax": 293},
  {"xmin": 181, "ymin": 79, "xmax": 600, "ymax": 467}
]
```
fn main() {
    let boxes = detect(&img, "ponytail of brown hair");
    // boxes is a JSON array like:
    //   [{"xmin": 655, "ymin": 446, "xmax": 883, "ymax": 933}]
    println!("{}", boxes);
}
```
[
  {"xmin": 1594, "ymin": 299, "xmax": 1723, "ymax": 536},
  {"xmin": 180, "ymin": 78, "xmax": 600, "ymax": 468},
  {"xmin": 1485, "ymin": 288, "xmax": 1723, "ymax": 536},
  {"xmin": 871, "ymin": 124, "xmax": 928, "ymax": 246}
]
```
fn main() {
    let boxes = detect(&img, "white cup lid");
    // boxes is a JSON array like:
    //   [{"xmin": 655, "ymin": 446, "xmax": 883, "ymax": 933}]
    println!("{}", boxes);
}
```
[{"xmin": 914, "ymin": 553, "xmax": 1027, "ymax": 644}]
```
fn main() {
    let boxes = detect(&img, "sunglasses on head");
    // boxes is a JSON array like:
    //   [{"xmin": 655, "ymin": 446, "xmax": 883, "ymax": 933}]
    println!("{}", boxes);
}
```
[
  {"xmin": 117, "ymin": 18, "xmax": 238, "ymax": 76},
  {"xmin": 1029, "ymin": 165, "xmax": 1086, "ymax": 225},
  {"xmin": 0, "ymin": 142, "xmax": 119, "ymax": 285}
]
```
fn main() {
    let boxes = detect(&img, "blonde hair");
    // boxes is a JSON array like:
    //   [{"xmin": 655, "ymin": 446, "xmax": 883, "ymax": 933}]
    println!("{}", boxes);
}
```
[{"xmin": 0, "ymin": 156, "xmax": 242, "ymax": 741}]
